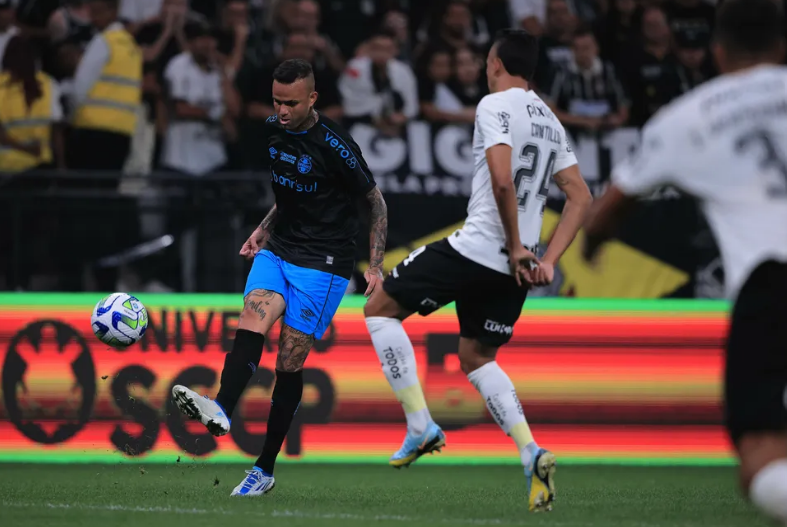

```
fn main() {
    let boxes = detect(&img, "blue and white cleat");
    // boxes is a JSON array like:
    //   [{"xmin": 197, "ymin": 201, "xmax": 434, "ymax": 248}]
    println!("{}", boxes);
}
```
[
  {"xmin": 171, "ymin": 385, "xmax": 231, "ymax": 437},
  {"xmin": 230, "ymin": 467, "xmax": 276, "ymax": 497},
  {"xmin": 389, "ymin": 421, "xmax": 446, "ymax": 468},
  {"xmin": 525, "ymin": 448, "xmax": 557, "ymax": 512}
]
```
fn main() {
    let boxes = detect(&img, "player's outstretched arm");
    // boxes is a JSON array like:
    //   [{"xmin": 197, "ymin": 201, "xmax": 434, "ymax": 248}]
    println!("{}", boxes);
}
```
[
  {"xmin": 537, "ymin": 165, "xmax": 593, "ymax": 283},
  {"xmin": 582, "ymin": 185, "xmax": 636, "ymax": 263},
  {"xmin": 239, "ymin": 205, "xmax": 278, "ymax": 259},
  {"xmin": 363, "ymin": 187, "xmax": 388, "ymax": 297}
]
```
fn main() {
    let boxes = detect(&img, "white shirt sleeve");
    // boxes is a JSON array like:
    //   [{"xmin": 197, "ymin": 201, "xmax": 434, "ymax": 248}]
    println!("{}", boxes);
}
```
[
  {"xmin": 72, "ymin": 34, "xmax": 110, "ymax": 107},
  {"xmin": 49, "ymin": 78, "xmax": 63, "ymax": 122},
  {"xmin": 476, "ymin": 95, "xmax": 513, "ymax": 150},
  {"xmin": 164, "ymin": 58, "xmax": 190, "ymax": 101},
  {"xmin": 553, "ymin": 130, "xmax": 578, "ymax": 173},
  {"xmin": 338, "ymin": 59, "xmax": 381, "ymax": 118},
  {"xmin": 612, "ymin": 116, "xmax": 680, "ymax": 195}
]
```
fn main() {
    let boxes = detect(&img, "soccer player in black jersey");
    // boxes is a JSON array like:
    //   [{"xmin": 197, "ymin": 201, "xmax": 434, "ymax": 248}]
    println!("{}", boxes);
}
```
[{"xmin": 171, "ymin": 59, "xmax": 388, "ymax": 496}]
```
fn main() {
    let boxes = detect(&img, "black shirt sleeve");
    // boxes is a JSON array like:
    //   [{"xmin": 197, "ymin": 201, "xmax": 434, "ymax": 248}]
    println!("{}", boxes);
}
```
[{"xmin": 321, "ymin": 120, "xmax": 376, "ymax": 196}]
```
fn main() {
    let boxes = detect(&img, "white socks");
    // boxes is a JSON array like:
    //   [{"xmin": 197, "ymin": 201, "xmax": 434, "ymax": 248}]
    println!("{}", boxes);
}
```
[
  {"xmin": 467, "ymin": 361, "xmax": 538, "ymax": 467},
  {"xmin": 751, "ymin": 459, "xmax": 787, "ymax": 523},
  {"xmin": 366, "ymin": 317, "xmax": 432, "ymax": 435}
]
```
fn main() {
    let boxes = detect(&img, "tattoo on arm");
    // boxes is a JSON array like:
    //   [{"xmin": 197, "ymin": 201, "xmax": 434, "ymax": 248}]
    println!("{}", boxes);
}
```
[
  {"xmin": 277, "ymin": 324, "xmax": 315, "ymax": 372},
  {"xmin": 366, "ymin": 187, "xmax": 388, "ymax": 270},
  {"xmin": 553, "ymin": 172, "xmax": 570, "ymax": 189},
  {"xmin": 259, "ymin": 205, "xmax": 278, "ymax": 232}
]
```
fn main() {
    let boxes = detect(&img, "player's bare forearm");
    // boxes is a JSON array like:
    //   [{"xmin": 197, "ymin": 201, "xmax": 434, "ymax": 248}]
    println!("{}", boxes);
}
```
[
  {"xmin": 487, "ymin": 144, "xmax": 522, "ymax": 249},
  {"xmin": 366, "ymin": 187, "xmax": 388, "ymax": 271},
  {"xmin": 583, "ymin": 185, "xmax": 636, "ymax": 257},
  {"xmin": 258, "ymin": 204, "xmax": 278, "ymax": 245},
  {"xmin": 542, "ymin": 165, "xmax": 593, "ymax": 265}
]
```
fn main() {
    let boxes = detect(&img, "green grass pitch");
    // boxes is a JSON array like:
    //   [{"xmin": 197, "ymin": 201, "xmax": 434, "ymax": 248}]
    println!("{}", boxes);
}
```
[{"xmin": 0, "ymin": 463, "xmax": 772, "ymax": 527}]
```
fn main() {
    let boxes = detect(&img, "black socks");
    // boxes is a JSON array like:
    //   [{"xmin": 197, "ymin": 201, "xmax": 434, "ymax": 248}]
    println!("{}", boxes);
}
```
[
  {"xmin": 255, "ymin": 369, "xmax": 304, "ymax": 474},
  {"xmin": 215, "ymin": 329, "xmax": 265, "ymax": 417}
]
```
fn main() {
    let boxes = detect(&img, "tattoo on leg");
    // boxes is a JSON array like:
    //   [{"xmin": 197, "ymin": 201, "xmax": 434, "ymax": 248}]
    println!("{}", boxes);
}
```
[
  {"xmin": 244, "ymin": 289, "xmax": 278, "ymax": 322},
  {"xmin": 277, "ymin": 325, "xmax": 314, "ymax": 372}
]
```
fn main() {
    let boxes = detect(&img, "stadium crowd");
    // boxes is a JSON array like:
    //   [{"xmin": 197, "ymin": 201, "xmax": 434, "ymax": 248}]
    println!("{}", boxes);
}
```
[{"xmin": 0, "ymin": 0, "xmax": 783, "ymax": 292}]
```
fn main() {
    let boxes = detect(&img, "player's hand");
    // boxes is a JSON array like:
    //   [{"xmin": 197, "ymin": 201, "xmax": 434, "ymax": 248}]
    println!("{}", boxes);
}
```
[
  {"xmin": 509, "ymin": 245, "xmax": 539, "ymax": 288},
  {"xmin": 532, "ymin": 261, "xmax": 555, "ymax": 286},
  {"xmin": 363, "ymin": 266, "xmax": 384, "ymax": 297},
  {"xmin": 239, "ymin": 226, "xmax": 265, "ymax": 260}
]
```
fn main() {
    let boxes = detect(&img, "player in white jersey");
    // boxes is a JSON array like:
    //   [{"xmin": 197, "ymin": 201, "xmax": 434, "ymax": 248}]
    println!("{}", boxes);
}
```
[
  {"xmin": 583, "ymin": 0, "xmax": 787, "ymax": 524},
  {"xmin": 364, "ymin": 29, "xmax": 592, "ymax": 512}
]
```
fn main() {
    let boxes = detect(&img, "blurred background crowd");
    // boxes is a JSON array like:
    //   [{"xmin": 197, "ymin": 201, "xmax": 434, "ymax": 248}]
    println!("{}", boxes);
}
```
[{"xmin": 0, "ymin": 0, "xmax": 783, "ymax": 295}]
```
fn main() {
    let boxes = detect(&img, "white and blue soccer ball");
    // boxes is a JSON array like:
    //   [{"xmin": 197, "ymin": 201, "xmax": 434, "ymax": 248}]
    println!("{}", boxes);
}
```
[{"xmin": 91, "ymin": 293, "xmax": 149, "ymax": 349}]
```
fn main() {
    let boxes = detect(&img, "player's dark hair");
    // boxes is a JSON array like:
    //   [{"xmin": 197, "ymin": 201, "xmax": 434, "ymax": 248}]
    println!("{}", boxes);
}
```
[
  {"xmin": 493, "ymin": 29, "xmax": 539, "ymax": 82},
  {"xmin": 715, "ymin": 0, "xmax": 784, "ymax": 57},
  {"xmin": 572, "ymin": 23, "xmax": 596, "ymax": 41},
  {"xmin": 273, "ymin": 58, "xmax": 314, "ymax": 85}
]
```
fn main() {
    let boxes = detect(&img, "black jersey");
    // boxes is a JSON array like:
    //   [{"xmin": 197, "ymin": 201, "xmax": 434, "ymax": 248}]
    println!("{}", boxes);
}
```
[{"xmin": 261, "ymin": 113, "xmax": 376, "ymax": 279}]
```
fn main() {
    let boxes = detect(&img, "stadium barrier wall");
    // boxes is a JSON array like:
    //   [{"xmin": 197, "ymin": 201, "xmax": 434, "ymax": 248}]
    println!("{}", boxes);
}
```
[{"xmin": 0, "ymin": 294, "xmax": 735, "ymax": 465}]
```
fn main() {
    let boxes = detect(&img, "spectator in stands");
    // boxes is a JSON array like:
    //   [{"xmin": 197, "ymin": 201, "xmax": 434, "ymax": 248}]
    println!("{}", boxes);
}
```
[
  {"xmin": 136, "ymin": 0, "xmax": 204, "ymax": 74},
  {"xmin": 161, "ymin": 23, "xmax": 240, "ymax": 176},
  {"xmin": 508, "ymin": 0, "xmax": 546, "ymax": 36},
  {"xmin": 245, "ymin": 32, "xmax": 343, "ymax": 123},
  {"xmin": 449, "ymin": 47, "xmax": 486, "ymax": 105},
  {"xmin": 47, "ymin": 0, "xmax": 94, "ymax": 49},
  {"xmin": 258, "ymin": 0, "xmax": 300, "ymax": 65},
  {"xmin": 289, "ymin": 0, "xmax": 344, "ymax": 74},
  {"xmin": 69, "ymin": 0, "xmax": 142, "ymax": 172},
  {"xmin": 419, "ymin": 47, "xmax": 476, "ymax": 123},
  {"xmin": 0, "ymin": 0, "xmax": 19, "ymax": 64},
  {"xmin": 339, "ymin": 28, "xmax": 418, "ymax": 136},
  {"xmin": 546, "ymin": 25, "xmax": 629, "ymax": 132},
  {"xmin": 662, "ymin": 0, "xmax": 715, "ymax": 36},
  {"xmin": 415, "ymin": 1, "xmax": 480, "ymax": 68},
  {"xmin": 533, "ymin": 0, "xmax": 577, "ymax": 92},
  {"xmin": 665, "ymin": 25, "xmax": 714, "ymax": 98},
  {"xmin": 595, "ymin": 0, "xmax": 643, "ymax": 66},
  {"xmin": 381, "ymin": 9, "xmax": 412, "ymax": 64},
  {"xmin": 214, "ymin": 0, "xmax": 250, "ymax": 81},
  {"xmin": 317, "ymin": 0, "xmax": 381, "ymax": 60},
  {"xmin": 618, "ymin": 6, "xmax": 675, "ymax": 126},
  {"xmin": 120, "ymin": 0, "xmax": 164, "ymax": 30},
  {"xmin": 0, "ymin": 36, "xmax": 64, "ymax": 174}
]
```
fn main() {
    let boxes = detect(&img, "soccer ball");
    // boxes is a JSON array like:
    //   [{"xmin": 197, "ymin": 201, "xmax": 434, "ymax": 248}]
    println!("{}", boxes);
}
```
[{"xmin": 91, "ymin": 293, "xmax": 149, "ymax": 349}]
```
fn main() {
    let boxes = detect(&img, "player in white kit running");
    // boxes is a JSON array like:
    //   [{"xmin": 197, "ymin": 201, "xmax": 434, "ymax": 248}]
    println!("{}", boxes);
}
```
[
  {"xmin": 583, "ymin": 0, "xmax": 787, "ymax": 524},
  {"xmin": 364, "ymin": 29, "xmax": 592, "ymax": 512}
]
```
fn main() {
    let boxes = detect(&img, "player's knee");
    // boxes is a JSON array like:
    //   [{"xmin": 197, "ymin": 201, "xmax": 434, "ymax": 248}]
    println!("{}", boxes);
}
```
[
  {"xmin": 736, "ymin": 432, "xmax": 787, "ymax": 494},
  {"xmin": 458, "ymin": 339, "xmax": 497, "ymax": 375},
  {"xmin": 363, "ymin": 288, "xmax": 408, "ymax": 320}
]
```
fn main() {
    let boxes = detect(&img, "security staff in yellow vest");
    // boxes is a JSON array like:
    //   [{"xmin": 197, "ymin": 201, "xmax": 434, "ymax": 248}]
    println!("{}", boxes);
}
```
[
  {"xmin": 0, "ymin": 36, "xmax": 64, "ymax": 175},
  {"xmin": 70, "ymin": 0, "xmax": 141, "ymax": 175}
]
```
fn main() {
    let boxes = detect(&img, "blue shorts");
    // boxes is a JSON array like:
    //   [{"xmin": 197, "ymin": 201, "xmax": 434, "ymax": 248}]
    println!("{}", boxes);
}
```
[{"xmin": 244, "ymin": 250, "xmax": 349, "ymax": 339}]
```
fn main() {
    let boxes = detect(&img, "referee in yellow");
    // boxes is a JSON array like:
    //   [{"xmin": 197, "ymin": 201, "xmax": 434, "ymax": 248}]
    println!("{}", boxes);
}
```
[{"xmin": 70, "ymin": 0, "xmax": 141, "ymax": 177}]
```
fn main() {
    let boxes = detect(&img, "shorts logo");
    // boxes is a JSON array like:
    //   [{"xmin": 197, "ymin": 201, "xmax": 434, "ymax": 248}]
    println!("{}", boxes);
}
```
[
  {"xmin": 269, "ymin": 147, "xmax": 277, "ymax": 159},
  {"xmin": 297, "ymin": 155, "xmax": 313, "ymax": 174},
  {"xmin": 300, "ymin": 308, "xmax": 315, "ymax": 321},
  {"xmin": 484, "ymin": 319, "xmax": 513, "ymax": 336},
  {"xmin": 279, "ymin": 152, "xmax": 297, "ymax": 164},
  {"xmin": 420, "ymin": 298, "xmax": 440, "ymax": 310}
]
